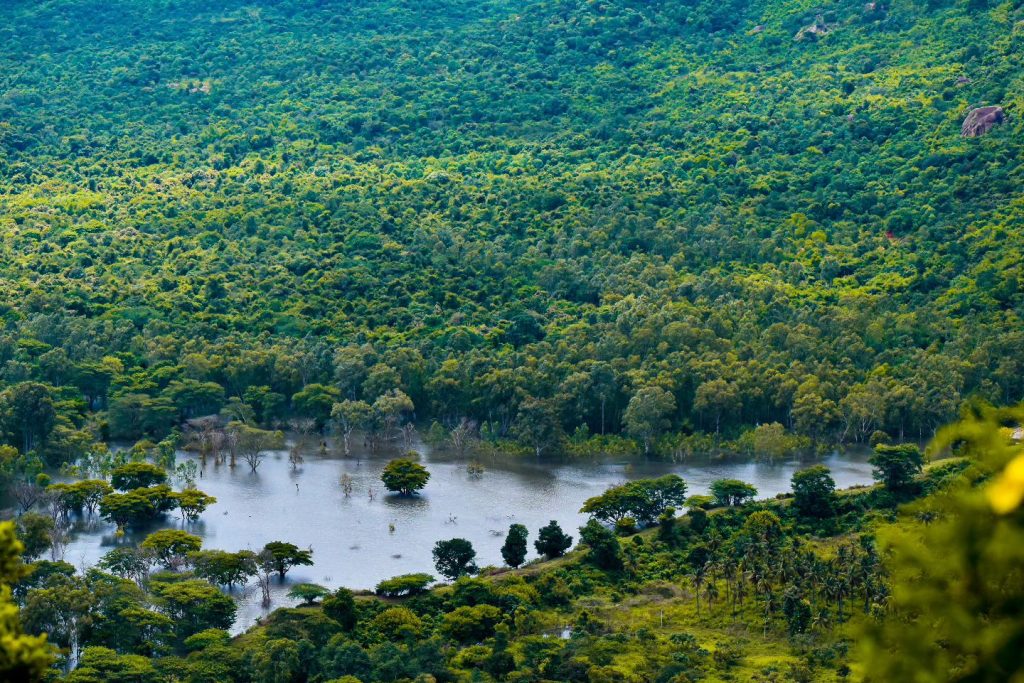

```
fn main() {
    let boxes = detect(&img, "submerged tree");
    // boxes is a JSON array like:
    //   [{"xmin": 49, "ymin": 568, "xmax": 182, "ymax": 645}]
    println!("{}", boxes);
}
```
[
  {"xmin": 380, "ymin": 458, "xmax": 430, "ymax": 495},
  {"xmin": 261, "ymin": 541, "xmax": 313, "ymax": 580},
  {"xmin": 171, "ymin": 488, "xmax": 217, "ymax": 522},
  {"xmin": 230, "ymin": 423, "xmax": 284, "ymax": 473}
]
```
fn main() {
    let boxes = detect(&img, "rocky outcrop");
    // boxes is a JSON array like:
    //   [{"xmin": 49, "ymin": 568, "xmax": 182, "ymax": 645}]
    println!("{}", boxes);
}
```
[
  {"xmin": 961, "ymin": 106, "xmax": 1005, "ymax": 137},
  {"xmin": 795, "ymin": 15, "xmax": 833, "ymax": 41}
]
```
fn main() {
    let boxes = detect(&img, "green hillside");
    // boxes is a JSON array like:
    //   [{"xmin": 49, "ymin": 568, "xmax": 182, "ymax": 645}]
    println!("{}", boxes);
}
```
[{"xmin": 1, "ymin": 0, "xmax": 1022, "ymax": 455}]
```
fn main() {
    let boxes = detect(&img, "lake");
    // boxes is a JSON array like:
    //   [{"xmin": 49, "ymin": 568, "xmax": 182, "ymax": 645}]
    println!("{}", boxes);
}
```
[{"xmin": 59, "ymin": 442, "xmax": 875, "ymax": 632}]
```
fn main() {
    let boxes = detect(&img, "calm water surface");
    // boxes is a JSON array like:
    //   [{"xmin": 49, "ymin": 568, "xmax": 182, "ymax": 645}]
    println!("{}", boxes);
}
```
[{"xmin": 60, "ymin": 443, "xmax": 874, "ymax": 632}]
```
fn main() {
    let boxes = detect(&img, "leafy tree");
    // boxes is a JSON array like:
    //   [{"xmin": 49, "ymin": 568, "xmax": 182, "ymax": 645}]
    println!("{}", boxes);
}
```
[
  {"xmin": 579, "ymin": 520, "xmax": 623, "ymax": 571},
  {"xmin": 331, "ymin": 399, "xmax": 373, "ymax": 454},
  {"xmin": 64, "ymin": 646, "xmax": 158, "ymax": 683},
  {"xmin": 140, "ymin": 530, "xmax": 202, "ymax": 568},
  {"xmin": 501, "ymin": 523, "xmax": 529, "ymax": 568},
  {"xmin": 581, "ymin": 475, "xmax": 687, "ymax": 525},
  {"xmin": 693, "ymin": 379, "xmax": 739, "ymax": 435},
  {"xmin": 162, "ymin": 380, "xmax": 225, "ymax": 421},
  {"xmin": 248, "ymin": 637, "xmax": 301, "ymax": 683},
  {"xmin": 783, "ymin": 587, "xmax": 812, "ymax": 636},
  {"xmin": 15, "ymin": 514, "xmax": 53, "ymax": 561},
  {"xmin": 58, "ymin": 479, "xmax": 112, "ymax": 516},
  {"xmin": 230, "ymin": 423, "xmax": 285, "ymax": 473},
  {"xmin": 791, "ymin": 465, "xmax": 836, "ymax": 518},
  {"xmin": 110, "ymin": 462, "xmax": 167, "ymax": 491},
  {"xmin": 189, "ymin": 550, "xmax": 257, "ymax": 589},
  {"xmin": 512, "ymin": 396, "xmax": 564, "ymax": 457},
  {"xmin": 292, "ymin": 384, "xmax": 341, "ymax": 428},
  {"xmin": 322, "ymin": 587, "xmax": 358, "ymax": 629},
  {"xmin": 99, "ymin": 547, "xmax": 152, "ymax": 586},
  {"xmin": 534, "ymin": 521, "xmax": 573, "ymax": 559},
  {"xmin": 709, "ymin": 479, "xmax": 758, "ymax": 506},
  {"xmin": 380, "ymin": 458, "xmax": 430, "ymax": 495},
  {"xmin": 261, "ymin": 541, "xmax": 313, "ymax": 580},
  {"xmin": 375, "ymin": 574, "xmax": 433, "ymax": 598},
  {"xmin": 441, "ymin": 604, "xmax": 503, "ymax": 643},
  {"xmin": 0, "ymin": 382, "xmax": 56, "ymax": 453},
  {"xmin": 623, "ymin": 386, "xmax": 676, "ymax": 455},
  {"xmin": 433, "ymin": 538, "xmax": 478, "ymax": 581},
  {"xmin": 107, "ymin": 394, "xmax": 177, "ymax": 440},
  {"xmin": 171, "ymin": 488, "xmax": 217, "ymax": 522},
  {"xmin": 154, "ymin": 580, "xmax": 237, "ymax": 641},
  {"xmin": 287, "ymin": 583, "xmax": 330, "ymax": 605},
  {"xmin": 319, "ymin": 634, "xmax": 372, "ymax": 681},
  {"xmin": 869, "ymin": 444, "xmax": 925, "ymax": 491},
  {"xmin": 99, "ymin": 485, "xmax": 175, "ymax": 529}
]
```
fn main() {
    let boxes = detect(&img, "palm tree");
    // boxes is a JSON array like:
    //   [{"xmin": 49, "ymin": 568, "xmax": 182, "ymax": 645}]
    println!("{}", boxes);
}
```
[{"xmin": 689, "ymin": 564, "xmax": 708, "ymax": 616}]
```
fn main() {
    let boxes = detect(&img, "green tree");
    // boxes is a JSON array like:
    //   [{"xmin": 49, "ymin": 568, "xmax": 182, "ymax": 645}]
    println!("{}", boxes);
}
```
[
  {"xmin": 322, "ymin": 587, "xmax": 358, "ymax": 629},
  {"xmin": 380, "ymin": 458, "xmax": 430, "ymax": 495},
  {"xmin": 0, "ymin": 382, "xmax": 57, "ymax": 454},
  {"xmin": 791, "ymin": 465, "xmax": 836, "ymax": 518},
  {"xmin": 292, "ymin": 384, "xmax": 341, "ymax": 428},
  {"xmin": 287, "ymin": 583, "xmax": 330, "ymax": 605},
  {"xmin": 15, "ymin": 514, "xmax": 53, "ymax": 561},
  {"xmin": 99, "ymin": 486, "xmax": 175, "ymax": 529},
  {"xmin": 261, "ymin": 541, "xmax": 313, "ymax": 580},
  {"xmin": 693, "ymin": 378, "xmax": 739, "ymax": 435},
  {"xmin": 623, "ymin": 385, "xmax": 676, "ymax": 455},
  {"xmin": 374, "ymin": 574, "xmax": 433, "ymax": 599},
  {"xmin": 172, "ymin": 488, "xmax": 217, "ymax": 522},
  {"xmin": 110, "ymin": 462, "xmax": 167, "ymax": 491},
  {"xmin": 189, "ymin": 550, "xmax": 257, "ymax": 589},
  {"xmin": 141, "ymin": 530, "xmax": 203, "ymax": 568},
  {"xmin": 107, "ymin": 393, "xmax": 177, "ymax": 440},
  {"xmin": 501, "ymin": 523, "xmax": 529, "ymax": 568},
  {"xmin": 534, "ymin": 520, "xmax": 572, "ymax": 559},
  {"xmin": 229, "ymin": 423, "xmax": 285, "ymax": 473},
  {"xmin": 331, "ymin": 399, "xmax": 373, "ymax": 454},
  {"xmin": 154, "ymin": 580, "xmax": 237, "ymax": 640},
  {"xmin": 709, "ymin": 479, "xmax": 758, "ymax": 506},
  {"xmin": 319, "ymin": 634, "xmax": 372, "ymax": 681},
  {"xmin": 64, "ymin": 646, "xmax": 158, "ymax": 683},
  {"xmin": 869, "ymin": 444, "xmax": 924, "ymax": 491},
  {"xmin": 579, "ymin": 519, "xmax": 623, "ymax": 571},
  {"xmin": 433, "ymin": 538, "xmax": 478, "ymax": 580},
  {"xmin": 441, "ymin": 604, "xmax": 503, "ymax": 643},
  {"xmin": 511, "ymin": 396, "xmax": 564, "ymax": 457},
  {"xmin": 249, "ymin": 637, "xmax": 301, "ymax": 683}
]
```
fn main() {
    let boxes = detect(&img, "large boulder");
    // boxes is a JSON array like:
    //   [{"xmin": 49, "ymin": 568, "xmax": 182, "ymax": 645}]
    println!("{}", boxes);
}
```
[{"xmin": 961, "ymin": 106, "xmax": 1005, "ymax": 137}]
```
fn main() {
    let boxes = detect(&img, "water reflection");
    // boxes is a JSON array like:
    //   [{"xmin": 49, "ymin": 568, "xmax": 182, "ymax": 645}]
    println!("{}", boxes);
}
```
[{"xmin": 60, "ymin": 442, "xmax": 874, "ymax": 632}]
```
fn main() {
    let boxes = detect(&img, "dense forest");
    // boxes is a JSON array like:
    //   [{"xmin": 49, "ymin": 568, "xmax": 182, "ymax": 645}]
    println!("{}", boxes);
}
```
[{"xmin": 1, "ymin": 0, "xmax": 1023, "ymax": 462}]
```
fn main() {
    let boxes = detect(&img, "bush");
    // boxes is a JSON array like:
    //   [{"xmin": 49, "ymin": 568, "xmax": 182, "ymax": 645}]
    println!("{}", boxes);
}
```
[
  {"xmin": 614, "ymin": 517, "xmax": 638, "ymax": 535},
  {"xmin": 441, "ymin": 604, "xmax": 503, "ymax": 643}
]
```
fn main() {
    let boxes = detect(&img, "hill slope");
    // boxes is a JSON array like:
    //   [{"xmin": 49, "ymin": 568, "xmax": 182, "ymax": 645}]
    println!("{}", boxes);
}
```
[{"xmin": 1, "ymin": 0, "xmax": 1023, "ymax": 449}]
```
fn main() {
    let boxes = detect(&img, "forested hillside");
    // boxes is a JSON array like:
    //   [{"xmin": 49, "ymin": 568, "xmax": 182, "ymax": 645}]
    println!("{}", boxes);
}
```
[{"xmin": 1, "ymin": 0, "xmax": 1023, "ymax": 455}]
